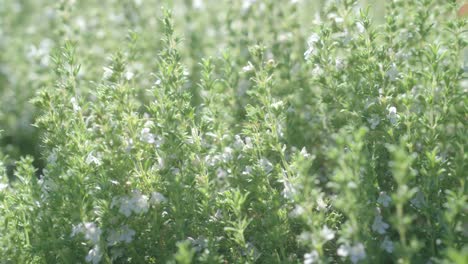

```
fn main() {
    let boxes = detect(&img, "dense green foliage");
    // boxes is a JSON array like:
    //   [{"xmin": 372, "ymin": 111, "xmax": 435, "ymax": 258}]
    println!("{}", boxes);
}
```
[{"xmin": 0, "ymin": 0, "xmax": 467, "ymax": 263}]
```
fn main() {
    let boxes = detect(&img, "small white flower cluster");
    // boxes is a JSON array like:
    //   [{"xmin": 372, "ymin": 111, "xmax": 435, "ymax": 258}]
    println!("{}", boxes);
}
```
[
  {"xmin": 85, "ymin": 151, "xmax": 103, "ymax": 166},
  {"xmin": 300, "ymin": 226, "xmax": 334, "ymax": 263},
  {"xmin": 337, "ymin": 243, "xmax": 366, "ymax": 263},
  {"xmin": 320, "ymin": 225, "xmax": 335, "ymax": 241},
  {"xmin": 107, "ymin": 225, "xmax": 136, "ymax": 245},
  {"xmin": 71, "ymin": 222, "xmax": 103, "ymax": 264},
  {"xmin": 242, "ymin": 61, "xmax": 255, "ymax": 73},
  {"xmin": 112, "ymin": 190, "xmax": 149, "ymax": 217},
  {"xmin": 139, "ymin": 121, "xmax": 163, "ymax": 147},
  {"xmin": 387, "ymin": 106, "xmax": 399, "ymax": 126},
  {"xmin": 304, "ymin": 33, "xmax": 320, "ymax": 60},
  {"xmin": 111, "ymin": 190, "xmax": 166, "ymax": 217},
  {"xmin": 70, "ymin": 97, "xmax": 81, "ymax": 113},
  {"xmin": 304, "ymin": 250, "xmax": 319, "ymax": 264},
  {"xmin": 72, "ymin": 222, "xmax": 102, "ymax": 244},
  {"xmin": 242, "ymin": 0, "xmax": 257, "ymax": 11},
  {"xmin": 233, "ymin": 134, "xmax": 253, "ymax": 150}
]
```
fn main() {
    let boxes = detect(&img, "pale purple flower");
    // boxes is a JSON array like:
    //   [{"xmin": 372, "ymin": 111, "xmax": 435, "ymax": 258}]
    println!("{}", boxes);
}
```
[
  {"xmin": 377, "ymin": 192, "xmax": 392, "ymax": 207},
  {"xmin": 372, "ymin": 215, "xmax": 389, "ymax": 234},
  {"xmin": 350, "ymin": 243, "xmax": 366, "ymax": 263},
  {"xmin": 338, "ymin": 243, "xmax": 366, "ymax": 263},
  {"xmin": 381, "ymin": 236, "xmax": 394, "ymax": 253}
]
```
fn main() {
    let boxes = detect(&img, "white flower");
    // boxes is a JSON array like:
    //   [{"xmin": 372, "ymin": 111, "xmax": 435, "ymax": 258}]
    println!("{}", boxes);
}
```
[
  {"xmin": 124, "ymin": 71, "xmax": 134, "ymax": 80},
  {"xmin": 282, "ymin": 180, "xmax": 298, "ymax": 200},
  {"xmin": 233, "ymin": 135, "xmax": 244, "ymax": 149},
  {"xmin": 85, "ymin": 151, "xmax": 102, "ymax": 166},
  {"xmin": 337, "ymin": 244, "xmax": 349, "ymax": 257},
  {"xmin": 372, "ymin": 215, "xmax": 389, "ymax": 234},
  {"xmin": 387, "ymin": 106, "xmax": 399, "ymax": 125},
  {"xmin": 327, "ymin": 13, "xmax": 344, "ymax": 24},
  {"xmin": 112, "ymin": 190, "xmax": 150, "ymax": 217},
  {"xmin": 0, "ymin": 183, "xmax": 8, "ymax": 191},
  {"xmin": 242, "ymin": 166, "xmax": 253, "ymax": 175},
  {"xmin": 304, "ymin": 250, "xmax": 319, "ymax": 264},
  {"xmin": 107, "ymin": 225, "xmax": 136, "ymax": 245},
  {"xmin": 115, "ymin": 196, "xmax": 133, "ymax": 217},
  {"xmin": 150, "ymin": 191, "xmax": 167, "ymax": 204},
  {"xmin": 300, "ymin": 147, "xmax": 310, "ymax": 158},
  {"xmin": 307, "ymin": 33, "xmax": 320, "ymax": 46},
  {"xmin": 367, "ymin": 114, "xmax": 380, "ymax": 129},
  {"xmin": 193, "ymin": 0, "xmax": 204, "ymax": 9},
  {"xmin": 140, "ymin": 127, "xmax": 155, "ymax": 144},
  {"xmin": 350, "ymin": 243, "xmax": 366, "ymax": 263},
  {"xmin": 377, "ymin": 192, "xmax": 392, "ymax": 207},
  {"xmin": 289, "ymin": 205, "xmax": 305, "ymax": 218},
  {"xmin": 320, "ymin": 225, "xmax": 335, "ymax": 241},
  {"xmin": 381, "ymin": 236, "xmax": 394, "ymax": 253},
  {"xmin": 356, "ymin": 22, "xmax": 365, "ymax": 33},
  {"xmin": 242, "ymin": 0, "xmax": 257, "ymax": 11},
  {"xmin": 85, "ymin": 245, "xmax": 102, "ymax": 264},
  {"xmin": 131, "ymin": 190, "xmax": 149, "ymax": 214},
  {"xmin": 338, "ymin": 243, "xmax": 366, "ymax": 263},
  {"xmin": 335, "ymin": 58, "xmax": 346, "ymax": 71},
  {"xmin": 244, "ymin": 137, "xmax": 253, "ymax": 149},
  {"xmin": 70, "ymin": 97, "xmax": 81, "ymax": 112},
  {"xmin": 103, "ymin": 67, "xmax": 113, "ymax": 79},
  {"xmin": 271, "ymin": 100, "xmax": 284, "ymax": 110},
  {"xmin": 316, "ymin": 194, "xmax": 328, "ymax": 211},
  {"xmin": 312, "ymin": 65, "xmax": 324, "ymax": 76},
  {"xmin": 216, "ymin": 168, "xmax": 228, "ymax": 179},
  {"xmin": 304, "ymin": 33, "xmax": 320, "ymax": 60},
  {"xmin": 386, "ymin": 64, "xmax": 399, "ymax": 81},
  {"xmin": 242, "ymin": 61, "xmax": 255, "ymax": 72},
  {"xmin": 72, "ymin": 222, "xmax": 101, "ymax": 244}
]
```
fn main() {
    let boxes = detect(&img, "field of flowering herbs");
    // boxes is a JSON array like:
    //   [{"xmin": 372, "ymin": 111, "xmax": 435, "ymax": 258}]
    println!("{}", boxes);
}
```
[{"xmin": 0, "ymin": 0, "xmax": 467, "ymax": 263}]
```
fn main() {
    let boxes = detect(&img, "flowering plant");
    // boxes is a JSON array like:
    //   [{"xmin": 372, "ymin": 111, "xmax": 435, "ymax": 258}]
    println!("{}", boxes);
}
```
[{"xmin": 0, "ymin": 0, "xmax": 466, "ymax": 263}]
